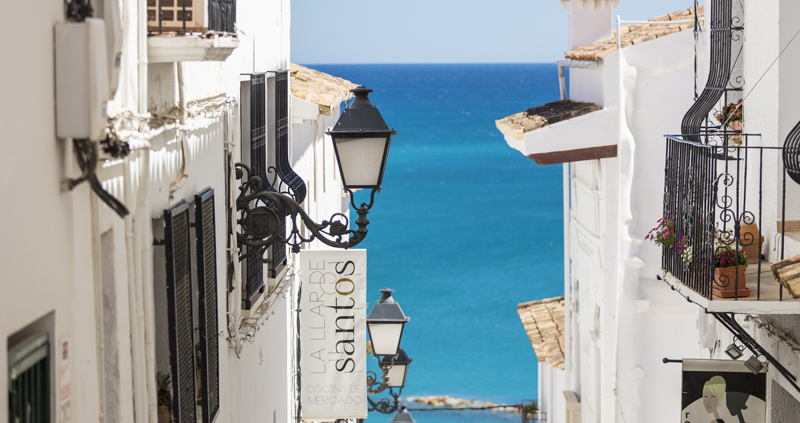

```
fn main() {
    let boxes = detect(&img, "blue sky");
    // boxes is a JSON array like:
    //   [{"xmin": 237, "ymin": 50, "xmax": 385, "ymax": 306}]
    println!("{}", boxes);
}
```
[{"xmin": 291, "ymin": 1, "xmax": 702, "ymax": 64}]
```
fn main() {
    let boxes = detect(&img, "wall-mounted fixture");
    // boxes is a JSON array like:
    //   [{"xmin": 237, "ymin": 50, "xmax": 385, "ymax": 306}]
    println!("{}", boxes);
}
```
[
  {"xmin": 724, "ymin": 339, "xmax": 744, "ymax": 360},
  {"xmin": 365, "ymin": 288, "xmax": 412, "ymax": 415},
  {"xmin": 234, "ymin": 86, "xmax": 395, "ymax": 257}
]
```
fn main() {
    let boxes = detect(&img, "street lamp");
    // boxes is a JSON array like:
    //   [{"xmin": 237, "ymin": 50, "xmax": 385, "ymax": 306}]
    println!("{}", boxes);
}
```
[
  {"xmin": 366, "ymin": 288, "xmax": 412, "ymax": 415},
  {"xmin": 379, "ymin": 348, "xmax": 412, "ymax": 388},
  {"xmin": 367, "ymin": 288, "xmax": 411, "ymax": 357},
  {"xmin": 328, "ymin": 86, "xmax": 395, "ymax": 190},
  {"xmin": 390, "ymin": 406, "xmax": 416, "ymax": 423},
  {"xmin": 234, "ymin": 86, "xmax": 396, "ymax": 257}
]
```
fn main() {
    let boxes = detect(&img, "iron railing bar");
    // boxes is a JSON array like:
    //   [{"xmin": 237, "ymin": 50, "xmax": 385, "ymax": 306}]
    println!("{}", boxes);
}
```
[
  {"xmin": 781, "ymin": 167, "xmax": 787, "ymax": 301},
  {"xmin": 757, "ymin": 148, "xmax": 763, "ymax": 300}
]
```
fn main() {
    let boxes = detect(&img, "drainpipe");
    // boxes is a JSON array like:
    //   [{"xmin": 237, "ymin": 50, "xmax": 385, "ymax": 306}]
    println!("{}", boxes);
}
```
[
  {"xmin": 138, "ymin": 0, "xmax": 147, "ymax": 115},
  {"xmin": 91, "ymin": 191, "xmax": 106, "ymax": 423},
  {"xmin": 124, "ymin": 157, "xmax": 147, "ymax": 423},
  {"xmin": 136, "ymin": 149, "xmax": 158, "ymax": 423}
]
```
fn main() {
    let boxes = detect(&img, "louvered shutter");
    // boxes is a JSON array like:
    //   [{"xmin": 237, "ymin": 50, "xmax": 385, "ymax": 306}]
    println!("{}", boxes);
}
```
[
  {"xmin": 164, "ymin": 200, "xmax": 197, "ymax": 423},
  {"xmin": 194, "ymin": 188, "xmax": 219, "ymax": 423},
  {"xmin": 245, "ymin": 73, "xmax": 267, "ymax": 308}
]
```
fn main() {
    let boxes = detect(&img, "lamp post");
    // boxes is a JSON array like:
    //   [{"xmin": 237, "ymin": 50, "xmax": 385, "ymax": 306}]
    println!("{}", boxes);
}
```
[
  {"xmin": 234, "ymin": 86, "xmax": 396, "ymax": 258},
  {"xmin": 366, "ymin": 288, "xmax": 412, "ymax": 415}
]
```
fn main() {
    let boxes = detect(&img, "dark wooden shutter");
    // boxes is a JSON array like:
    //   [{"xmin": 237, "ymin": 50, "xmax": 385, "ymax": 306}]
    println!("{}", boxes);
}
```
[
  {"xmin": 245, "ymin": 73, "xmax": 267, "ymax": 308},
  {"xmin": 164, "ymin": 200, "xmax": 197, "ymax": 423},
  {"xmin": 8, "ymin": 333, "xmax": 49, "ymax": 423},
  {"xmin": 194, "ymin": 188, "xmax": 219, "ymax": 423}
]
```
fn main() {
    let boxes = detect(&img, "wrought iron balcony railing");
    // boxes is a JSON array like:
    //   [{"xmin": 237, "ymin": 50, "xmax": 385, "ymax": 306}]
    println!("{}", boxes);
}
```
[
  {"xmin": 661, "ymin": 133, "xmax": 795, "ymax": 304},
  {"xmin": 147, "ymin": 0, "xmax": 236, "ymax": 34}
]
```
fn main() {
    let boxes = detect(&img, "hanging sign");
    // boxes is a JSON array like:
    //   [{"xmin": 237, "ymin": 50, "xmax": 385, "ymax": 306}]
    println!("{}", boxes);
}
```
[
  {"xmin": 300, "ymin": 250, "xmax": 367, "ymax": 420},
  {"xmin": 681, "ymin": 359, "xmax": 767, "ymax": 423}
]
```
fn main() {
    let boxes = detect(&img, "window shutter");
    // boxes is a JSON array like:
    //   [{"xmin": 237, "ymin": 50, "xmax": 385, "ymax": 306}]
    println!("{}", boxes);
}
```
[
  {"xmin": 194, "ymin": 188, "xmax": 219, "ymax": 423},
  {"xmin": 245, "ymin": 73, "xmax": 268, "ymax": 308},
  {"xmin": 164, "ymin": 200, "xmax": 197, "ymax": 423}
]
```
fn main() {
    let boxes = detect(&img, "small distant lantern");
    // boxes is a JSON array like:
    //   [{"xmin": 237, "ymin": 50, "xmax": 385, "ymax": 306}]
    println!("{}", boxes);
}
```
[
  {"xmin": 327, "ymin": 86, "xmax": 396, "ymax": 190},
  {"xmin": 379, "ymin": 348, "xmax": 412, "ymax": 388},
  {"xmin": 366, "ymin": 288, "xmax": 410, "ymax": 357},
  {"xmin": 390, "ymin": 406, "xmax": 416, "ymax": 423}
]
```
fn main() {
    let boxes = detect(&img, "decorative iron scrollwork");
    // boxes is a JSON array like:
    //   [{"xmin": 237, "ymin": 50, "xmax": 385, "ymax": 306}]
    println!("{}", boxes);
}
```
[
  {"xmin": 234, "ymin": 163, "xmax": 376, "ymax": 260},
  {"xmin": 366, "ymin": 368, "xmax": 402, "ymax": 414}
]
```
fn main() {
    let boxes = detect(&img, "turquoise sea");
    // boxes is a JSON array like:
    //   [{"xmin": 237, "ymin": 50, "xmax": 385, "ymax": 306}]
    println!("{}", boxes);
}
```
[{"xmin": 307, "ymin": 64, "xmax": 565, "ymax": 423}]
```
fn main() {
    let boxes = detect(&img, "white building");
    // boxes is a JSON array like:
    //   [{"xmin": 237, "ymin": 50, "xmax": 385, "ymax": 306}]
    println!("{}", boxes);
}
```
[
  {"xmin": 505, "ymin": 0, "xmax": 800, "ymax": 422},
  {"xmin": 1, "ymin": 1, "xmax": 358, "ymax": 423},
  {"xmin": 501, "ymin": 1, "xmax": 710, "ymax": 422}
]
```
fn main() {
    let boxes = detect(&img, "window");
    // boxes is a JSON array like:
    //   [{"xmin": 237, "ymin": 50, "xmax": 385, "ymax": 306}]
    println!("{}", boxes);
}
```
[{"xmin": 8, "ymin": 332, "xmax": 50, "ymax": 423}]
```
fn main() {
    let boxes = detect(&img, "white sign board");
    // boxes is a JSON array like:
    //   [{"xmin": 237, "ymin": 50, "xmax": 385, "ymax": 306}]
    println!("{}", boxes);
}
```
[{"xmin": 300, "ymin": 250, "xmax": 368, "ymax": 420}]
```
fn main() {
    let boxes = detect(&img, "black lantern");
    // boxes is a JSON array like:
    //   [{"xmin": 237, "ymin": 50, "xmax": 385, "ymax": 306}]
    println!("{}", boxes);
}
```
[
  {"xmin": 379, "ymin": 348, "xmax": 412, "ymax": 388},
  {"xmin": 367, "ymin": 288, "xmax": 410, "ymax": 357},
  {"xmin": 327, "ymin": 86, "xmax": 395, "ymax": 190},
  {"xmin": 233, "ymin": 86, "xmax": 396, "ymax": 255},
  {"xmin": 390, "ymin": 406, "xmax": 416, "ymax": 423}
]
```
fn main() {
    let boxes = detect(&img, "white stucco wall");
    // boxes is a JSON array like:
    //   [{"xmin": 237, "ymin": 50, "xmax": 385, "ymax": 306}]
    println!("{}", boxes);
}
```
[{"xmin": 0, "ymin": 0, "xmax": 346, "ymax": 422}]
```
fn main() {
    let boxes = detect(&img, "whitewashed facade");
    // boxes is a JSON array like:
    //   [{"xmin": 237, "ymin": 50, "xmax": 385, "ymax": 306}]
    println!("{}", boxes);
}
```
[
  {"xmin": 0, "ymin": 1, "xmax": 355, "ymax": 423},
  {"xmin": 501, "ymin": 2, "xmax": 708, "ymax": 422},
  {"xmin": 505, "ymin": 0, "xmax": 800, "ymax": 422}
]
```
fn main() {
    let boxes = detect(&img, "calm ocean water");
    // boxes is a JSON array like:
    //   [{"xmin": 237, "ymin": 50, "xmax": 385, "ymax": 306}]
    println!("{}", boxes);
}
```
[{"xmin": 306, "ymin": 64, "xmax": 565, "ymax": 423}]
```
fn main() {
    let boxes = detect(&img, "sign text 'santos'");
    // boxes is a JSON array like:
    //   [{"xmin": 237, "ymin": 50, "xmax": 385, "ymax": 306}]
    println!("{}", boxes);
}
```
[{"xmin": 300, "ymin": 250, "xmax": 367, "ymax": 420}]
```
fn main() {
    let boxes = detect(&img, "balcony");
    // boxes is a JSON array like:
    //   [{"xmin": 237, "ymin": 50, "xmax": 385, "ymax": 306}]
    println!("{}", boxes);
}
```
[
  {"xmin": 147, "ymin": 0, "xmax": 238, "ymax": 63},
  {"xmin": 659, "ymin": 134, "xmax": 800, "ymax": 314}
]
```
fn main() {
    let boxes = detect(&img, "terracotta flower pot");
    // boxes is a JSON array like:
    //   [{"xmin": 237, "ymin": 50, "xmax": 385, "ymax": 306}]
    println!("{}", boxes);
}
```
[
  {"xmin": 158, "ymin": 405, "xmax": 172, "ymax": 423},
  {"xmin": 731, "ymin": 120, "xmax": 743, "ymax": 145},
  {"xmin": 713, "ymin": 265, "xmax": 750, "ymax": 298},
  {"xmin": 739, "ymin": 223, "xmax": 763, "ymax": 262}
]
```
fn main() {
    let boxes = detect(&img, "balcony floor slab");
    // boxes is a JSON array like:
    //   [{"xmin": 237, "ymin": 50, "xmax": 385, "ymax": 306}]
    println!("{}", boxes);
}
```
[{"xmin": 661, "ymin": 261, "xmax": 800, "ymax": 314}]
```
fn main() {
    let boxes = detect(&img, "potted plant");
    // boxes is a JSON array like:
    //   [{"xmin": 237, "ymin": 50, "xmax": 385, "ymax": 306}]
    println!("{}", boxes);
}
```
[
  {"xmin": 716, "ymin": 99, "xmax": 744, "ymax": 144},
  {"xmin": 713, "ymin": 229, "xmax": 750, "ymax": 298},
  {"xmin": 520, "ymin": 401, "xmax": 539, "ymax": 423},
  {"xmin": 157, "ymin": 373, "xmax": 173, "ymax": 423},
  {"xmin": 646, "ymin": 217, "xmax": 687, "ymax": 252}
]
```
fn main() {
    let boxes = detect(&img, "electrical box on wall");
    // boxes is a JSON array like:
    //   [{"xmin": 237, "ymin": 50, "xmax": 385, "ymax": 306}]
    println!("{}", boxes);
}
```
[{"xmin": 55, "ymin": 18, "xmax": 110, "ymax": 141}]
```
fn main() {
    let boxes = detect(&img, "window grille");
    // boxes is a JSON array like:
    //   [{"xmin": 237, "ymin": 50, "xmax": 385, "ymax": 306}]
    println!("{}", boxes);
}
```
[
  {"xmin": 244, "ymin": 73, "xmax": 270, "ymax": 309},
  {"xmin": 146, "ymin": 0, "xmax": 236, "ymax": 34},
  {"xmin": 194, "ymin": 188, "xmax": 219, "ymax": 423},
  {"xmin": 266, "ymin": 70, "xmax": 307, "ymax": 278},
  {"xmin": 681, "ymin": 0, "xmax": 742, "ymax": 141},
  {"xmin": 8, "ymin": 333, "xmax": 49, "ymax": 423},
  {"xmin": 164, "ymin": 200, "xmax": 197, "ymax": 423}
]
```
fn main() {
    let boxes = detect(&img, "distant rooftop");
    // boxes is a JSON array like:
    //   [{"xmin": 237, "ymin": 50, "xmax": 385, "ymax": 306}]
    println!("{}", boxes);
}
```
[
  {"xmin": 290, "ymin": 64, "xmax": 357, "ymax": 114},
  {"xmin": 564, "ymin": 5, "xmax": 704, "ymax": 61},
  {"xmin": 496, "ymin": 100, "xmax": 601, "ymax": 141},
  {"xmin": 517, "ymin": 296, "xmax": 566, "ymax": 369}
]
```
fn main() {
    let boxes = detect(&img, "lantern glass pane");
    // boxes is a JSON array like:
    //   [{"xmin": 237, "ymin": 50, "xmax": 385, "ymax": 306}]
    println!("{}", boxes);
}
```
[
  {"xmin": 334, "ymin": 137, "xmax": 387, "ymax": 187},
  {"xmin": 368, "ymin": 322, "xmax": 403, "ymax": 356},
  {"xmin": 384, "ymin": 363, "xmax": 408, "ymax": 388}
]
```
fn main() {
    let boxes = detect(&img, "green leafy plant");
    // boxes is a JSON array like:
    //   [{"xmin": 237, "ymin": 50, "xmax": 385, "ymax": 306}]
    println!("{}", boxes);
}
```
[
  {"xmin": 157, "ymin": 373, "xmax": 172, "ymax": 409},
  {"xmin": 520, "ymin": 402, "xmax": 539, "ymax": 414}
]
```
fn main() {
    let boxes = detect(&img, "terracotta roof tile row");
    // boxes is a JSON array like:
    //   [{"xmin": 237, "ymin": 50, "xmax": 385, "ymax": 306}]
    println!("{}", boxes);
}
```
[
  {"xmin": 290, "ymin": 64, "xmax": 358, "ymax": 114},
  {"xmin": 496, "ymin": 100, "xmax": 601, "ymax": 141},
  {"xmin": 564, "ymin": 5, "xmax": 704, "ymax": 62},
  {"xmin": 517, "ymin": 296, "xmax": 566, "ymax": 369}
]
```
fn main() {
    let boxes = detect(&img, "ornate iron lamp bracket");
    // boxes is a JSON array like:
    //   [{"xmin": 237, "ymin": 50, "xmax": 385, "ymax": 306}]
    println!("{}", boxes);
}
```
[{"xmin": 234, "ymin": 163, "xmax": 376, "ymax": 260}]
